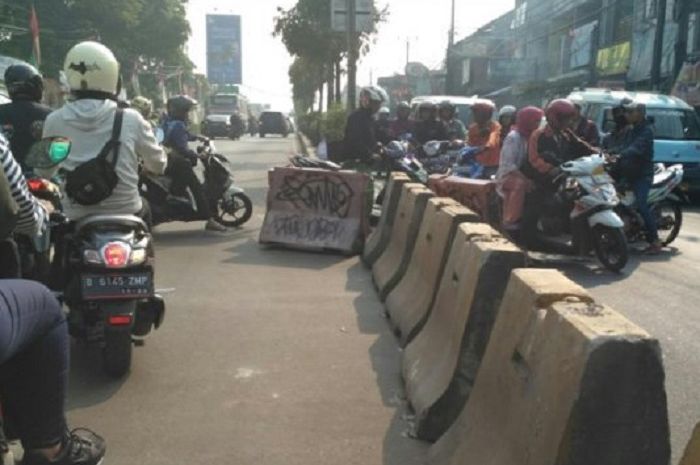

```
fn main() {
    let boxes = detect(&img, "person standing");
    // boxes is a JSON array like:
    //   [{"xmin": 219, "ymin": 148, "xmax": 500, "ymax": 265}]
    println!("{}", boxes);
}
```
[
  {"xmin": 467, "ymin": 100, "xmax": 501, "ymax": 179},
  {"xmin": 619, "ymin": 101, "xmax": 661, "ymax": 253}
]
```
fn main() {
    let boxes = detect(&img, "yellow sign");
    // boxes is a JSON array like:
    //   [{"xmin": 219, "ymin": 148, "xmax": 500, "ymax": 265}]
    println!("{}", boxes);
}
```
[{"xmin": 596, "ymin": 42, "xmax": 631, "ymax": 76}]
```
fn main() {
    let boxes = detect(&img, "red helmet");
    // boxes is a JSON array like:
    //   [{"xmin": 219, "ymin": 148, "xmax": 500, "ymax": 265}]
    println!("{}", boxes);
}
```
[
  {"xmin": 515, "ymin": 106, "xmax": 544, "ymax": 137},
  {"xmin": 545, "ymin": 99, "xmax": 576, "ymax": 130},
  {"xmin": 471, "ymin": 99, "xmax": 495, "ymax": 122}
]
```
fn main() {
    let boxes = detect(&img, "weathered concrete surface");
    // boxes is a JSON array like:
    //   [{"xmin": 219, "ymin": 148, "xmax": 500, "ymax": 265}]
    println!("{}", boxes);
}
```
[
  {"xmin": 65, "ymin": 138, "xmax": 429, "ymax": 465},
  {"xmin": 385, "ymin": 199, "xmax": 478, "ymax": 346},
  {"xmin": 680, "ymin": 422, "xmax": 700, "ymax": 465},
  {"xmin": 402, "ymin": 224, "xmax": 524, "ymax": 441},
  {"xmin": 429, "ymin": 269, "xmax": 670, "ymax": 465},
  {"xmin": 363, "ymin": 172, "xmax": 412, "ymax": 267},
  {"xmin": 372, "ymin": 184, "xmax": 433, "ymax": 301}
]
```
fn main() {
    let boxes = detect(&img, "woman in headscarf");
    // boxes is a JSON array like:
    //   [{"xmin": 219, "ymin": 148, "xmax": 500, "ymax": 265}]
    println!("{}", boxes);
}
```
[{"xmin": 495, "ymin": 106, "xmax": 544, "ymax": 237}]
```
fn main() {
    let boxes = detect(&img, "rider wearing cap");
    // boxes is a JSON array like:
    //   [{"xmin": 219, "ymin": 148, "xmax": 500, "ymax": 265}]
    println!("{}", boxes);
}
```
[
  {"xmin": 42, "ymin": 41, "xmax": 166, "ymax": 223},
  {"xmin": 0, "ymin": 63, "xmax": 53, "ymax": 171},
  {"xmin": 414, "ymin": 101, "xmax": 447, "ymax": 144},
  {"xmin": 161, "ymin": 95, "xmax": 227, "ymax": 231},
  {"xmin": 524, "ymin": 98, "xmax": 597, "ymax": 186},
  {"xmin": 438, "ymin": 101, "xmax": 466, "ymax": 141},
  {"xmin": 467, "ymin": 99, "xmax": 501, "ymax": 178},
  {"xmin": 389, "ymin": 101, "xmax": 414, "ymax": 139},
  {"xmin": 344, "ymin": 86, "xmax": 386, "ymax": 162}
]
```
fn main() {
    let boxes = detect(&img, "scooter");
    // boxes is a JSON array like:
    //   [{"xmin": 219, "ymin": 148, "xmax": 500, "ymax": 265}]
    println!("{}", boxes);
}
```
[
  {"xmin": 140, "ymin": 139, "xmax": 253, "ymax": 228},
  {"xmin": 525, "ymin": 154, "xmax": 629, "ymax": 272},
  {"xmin": 615, "ymin": 162, "xmax": 685, "ymax": 246}
]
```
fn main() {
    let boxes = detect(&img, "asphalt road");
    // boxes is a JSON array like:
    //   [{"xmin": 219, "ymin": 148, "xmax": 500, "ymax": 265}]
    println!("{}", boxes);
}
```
[
  {"xmin": 66, "ymin": 137, "xmax": 427, "ymax": 465},
  {"xmin": 63, "ymin": 136, "xmax": 700, "ymax": 464}
]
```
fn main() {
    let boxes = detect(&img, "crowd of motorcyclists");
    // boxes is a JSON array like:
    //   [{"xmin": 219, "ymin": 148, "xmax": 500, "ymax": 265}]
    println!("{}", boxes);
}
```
[
  {"xmin": 0, "ymin": 39, "xmax": 244, "ymax": 465},
  {"xmin": 343, "ymin": 85, "xmax": 662, "ymax": 255}
]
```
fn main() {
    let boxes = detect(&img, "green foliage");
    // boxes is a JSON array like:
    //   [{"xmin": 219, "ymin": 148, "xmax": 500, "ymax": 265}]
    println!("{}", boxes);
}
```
[
  {"xmin": 297, "ymin": 104, "xmax": 347, "ymax": 146},
  {"xmin": 0, "ymin": 0, "xmax": 191, "ymax": 82}
]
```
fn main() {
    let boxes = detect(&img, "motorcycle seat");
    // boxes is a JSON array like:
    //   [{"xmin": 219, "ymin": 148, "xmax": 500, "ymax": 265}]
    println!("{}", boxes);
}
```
[{"xmin": 75, "ymin": 214, "xmax": 148, "ymax": 234}]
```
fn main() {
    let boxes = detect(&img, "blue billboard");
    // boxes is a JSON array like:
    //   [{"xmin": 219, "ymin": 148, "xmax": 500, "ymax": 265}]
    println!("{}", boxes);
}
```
[{"xmin": 206, "ymin": 15, "xmax": 242, "ymax": 85}]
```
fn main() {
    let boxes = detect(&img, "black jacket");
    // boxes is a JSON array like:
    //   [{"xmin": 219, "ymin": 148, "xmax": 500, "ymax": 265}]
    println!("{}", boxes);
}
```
[
  {"xmin": 620, "ymin": 121, "xmax": 655, "ymax": 180},
  {"xmin": 0, "ymin": 100, "xmax": 52, "ymax": 170},
  {"xmin": 344, "ymin": 108, "xmax": 376, "ymax": 162},
  {"xmin": 414, "ymin": 120, "xmax": 448, "ymax": 145}
]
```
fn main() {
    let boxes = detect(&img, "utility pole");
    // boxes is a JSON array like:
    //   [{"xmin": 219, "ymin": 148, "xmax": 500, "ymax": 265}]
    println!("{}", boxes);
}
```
[
  {"xmin": 650, "ymin": 0, "xmax": 668, "ymax": 90},
  {"xmin": 406, "ymin": 39, "xmax": 410, "ymax": 68},
  {"xmin": 347, "ymin": 0, "xmax": 358, "ymax": 110},
  {"xmin": 446, "ymin": 0, "xmax": 457, "ymax": 94},
  {"xmin": 449, "ymin": 0, "xmax": 456, "ymax": 48},
  {"xmin": 674, "ymin": 0, "xmax": 690, "ymax": 79}
]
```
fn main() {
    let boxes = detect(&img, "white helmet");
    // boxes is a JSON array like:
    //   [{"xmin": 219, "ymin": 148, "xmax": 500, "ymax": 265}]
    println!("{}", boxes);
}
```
[
  {"xmin": 64, "ymin": 41, "xmax": 120, "ymax": 96},
  {"xmin": 360, "ymin": 86, "xmax": 388, "ymax": 104}
]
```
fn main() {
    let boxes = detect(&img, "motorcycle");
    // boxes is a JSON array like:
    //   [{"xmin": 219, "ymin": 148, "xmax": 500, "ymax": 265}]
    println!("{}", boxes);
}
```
[
  {"xmin": 52, "ymin": 213, "xmax": 165, "ymax": 377},
  {"xmin": 140, "ymin": 139, "xmax": 253, "ymax": 228},
  {"xmin": 615, "ymin": 162, "xmax": 685, "ymax": 247},
  {"xmin": 525, "ymin": 154, "xmax": 629, "ymax": 272},
  {"xmin": 229, "ymin": 114, "xmax": 246, "ymax": 140}
]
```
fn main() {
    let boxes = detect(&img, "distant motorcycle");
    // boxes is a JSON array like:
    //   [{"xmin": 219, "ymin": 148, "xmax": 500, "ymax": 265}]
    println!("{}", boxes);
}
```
[
  {"xmin": 614, "ymin": 162, "xmax": 685, "ymax": 246},
  {"xmin": 140, "ymin": 139, "xmax": 253, "ymax": 228}
]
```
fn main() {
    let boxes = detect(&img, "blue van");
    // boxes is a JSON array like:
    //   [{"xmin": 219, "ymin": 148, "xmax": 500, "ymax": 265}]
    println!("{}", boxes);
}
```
[{"xmin": 568, "ymin": 89, "xmax": 700, "ymax": 193}]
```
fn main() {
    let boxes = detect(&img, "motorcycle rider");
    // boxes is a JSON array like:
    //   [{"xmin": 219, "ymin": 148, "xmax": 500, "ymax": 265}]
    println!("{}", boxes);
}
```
[
  {"xmin": 0, "ymin": 63, "xmax": 53, "ymax": 171},
  {"xmin": 229, "ymin": 111, "xmax": 245, "ymax": 139},
  {"xmin": 161, "ymin": 95, "xmax": 228, "ymax": 231},
  {"xmin": 498, "ymin": 105, "xmax": 517, "ymax": 144},
  {"xmin": 42, "ymin": 41, "xmax": 167, "ymax": 224},
  {"xmin": 571, "ymin": 100, "xmax": 601, "ymax": 146},
  {"xmin": 343, "ymin": 86, "xmax": 386, "ymax": 162},
  {"xmin": 496, "ymin": 106, "xmax": 544, "ymax": 238},
  {"xmin": 389, "ymin": 101, "xmax": 414, "ymax": 139},
  {"xmin": 414, "ymin": 101, "xmax": 447, "ymax": 145},
  {"xmin": 132, "ymin": 95, "xmax": 156, "ymax": 131},
  {"xmin": 438, "ymin": 101, "xmax": 466, "ymax": 141},
  {"xmin": 375, "ymin": 106, "xmax": 392, "ymax": 145},
  {"xmin": 602, "ymin": 101, "xmax": 631, "ymax": 152},
  {"xmin": 467, "ymin": 99, "xmax": 501, "ymax": 178},
  {"xmin": 619, "ymin": 101, "xmax": 661, "ymax": 254}
]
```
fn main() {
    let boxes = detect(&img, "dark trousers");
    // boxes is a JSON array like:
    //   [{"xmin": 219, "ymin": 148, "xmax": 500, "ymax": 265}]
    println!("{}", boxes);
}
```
[
  {"xmin": 165, "ymin": 153, "xmax": 211, "ymax": 219},
  {"xmin": 0, "ymin": 280, "xmax": 68, "ymax": 449},
  {"xmin": 633, "ymin": 176, "xmax": 658, "ymax": 243}
]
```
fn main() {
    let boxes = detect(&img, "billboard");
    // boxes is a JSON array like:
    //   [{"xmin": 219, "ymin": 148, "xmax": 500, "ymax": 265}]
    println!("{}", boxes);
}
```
[{"xmin": 206, "ymin": 15, "xmax": 242, "ymax": 85}]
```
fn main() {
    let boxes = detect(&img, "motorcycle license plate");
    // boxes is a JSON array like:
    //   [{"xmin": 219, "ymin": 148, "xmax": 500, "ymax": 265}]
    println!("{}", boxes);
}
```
[{"xmin": 81, "ymin": 273, "xmax": 153, "ymax": 300}]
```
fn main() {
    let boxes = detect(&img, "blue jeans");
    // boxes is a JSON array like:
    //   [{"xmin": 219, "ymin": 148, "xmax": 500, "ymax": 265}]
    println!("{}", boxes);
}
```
[
  {"xmin": 0, "ymin": 280, "xmax": 68, "ymax": 449},
  {"xmin": 633, "ymin": 176, "xmax": 659, "ymax": 243}
]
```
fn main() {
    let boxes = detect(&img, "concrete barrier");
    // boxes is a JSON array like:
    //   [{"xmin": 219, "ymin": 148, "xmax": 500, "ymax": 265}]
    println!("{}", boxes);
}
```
[
  {"xmin": 680, "ymin": 423, "xmax": 700, "ymax": 465},
  {"xmin": 428, "ymin": 175, "xmax": 499, "ymax": 227},
  {"xmin": 259, "ymin": 167, "xmax": 371, "ymax": 254},
  {"xmin": 362, "ymin": 172, "xmax": 412, "ymax": 267},
  {"xmin": 372, "ymin": 184, "xmax": 433, "ymax": 301},
  {"xmin": 386, "ymin": 200, "xmax": 479, "ymax": 347},
  {"xmin": 403, "ymin": 223, "xmax": 525, "ymax": 441},
  {"xmin": 429, "ymin": 269, "xmax": 670, "ymax": 465}
]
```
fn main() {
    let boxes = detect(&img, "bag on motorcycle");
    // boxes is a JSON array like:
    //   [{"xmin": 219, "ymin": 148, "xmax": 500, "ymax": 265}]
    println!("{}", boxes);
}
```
[
  {"xmin": 65, "ymin": 109, "xmax": 124, "ymax": 206},
  {"xmin": 0, "ymin": 161, "xmax": 18, "ymax": 240}
]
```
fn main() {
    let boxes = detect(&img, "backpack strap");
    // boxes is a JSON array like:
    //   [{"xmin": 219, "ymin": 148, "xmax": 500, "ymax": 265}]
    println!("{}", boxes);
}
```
[{"xmin": 105, "ymin": 108, "xmax": 124, "ymax": 168}]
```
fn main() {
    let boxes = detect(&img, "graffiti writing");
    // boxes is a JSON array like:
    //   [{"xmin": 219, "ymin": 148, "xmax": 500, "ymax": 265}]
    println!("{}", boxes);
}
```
[
  {"xmin": 275, "ymin": 173, "xmax": 354, "ymax": 218},
  {"xmin": 272, "ymin": 214, "xmax": 346, "ymax": 242}
]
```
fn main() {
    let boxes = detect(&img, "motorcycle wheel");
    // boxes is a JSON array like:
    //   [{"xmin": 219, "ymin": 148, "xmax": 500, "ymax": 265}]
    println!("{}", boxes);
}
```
[
  {"xmin": 653, "ymin": 201, "xmax": 682, "ymax": 246},
  {"xmin": 102, "ymin": 329, "xmax": 132, "ymax": 378},
  {"xmin": 592, "ymin": 225, "xmax": 629, "ymax": 273},
  {"xmin": 217, "ymin": 192, "xmax": 253, "ymax": 228}
]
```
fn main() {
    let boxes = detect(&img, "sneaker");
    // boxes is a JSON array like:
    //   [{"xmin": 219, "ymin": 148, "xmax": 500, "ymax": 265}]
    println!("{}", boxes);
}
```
[
  {"xmin": 23, "ymin": 428, "xmax": 106, "ymax": 465},
  {"xmin": 643, "ymin": 241, "xmax": 663, "ymax": 255},
  {"xmin": 205, "ymin": 218, "xmax": 228, "ymax": 232}
]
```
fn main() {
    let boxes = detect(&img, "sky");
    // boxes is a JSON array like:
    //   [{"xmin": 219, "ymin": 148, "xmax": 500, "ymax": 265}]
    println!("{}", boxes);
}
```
[{"xmin": 186, "ymin": 0, "xmax": 514, "ymax": 110}]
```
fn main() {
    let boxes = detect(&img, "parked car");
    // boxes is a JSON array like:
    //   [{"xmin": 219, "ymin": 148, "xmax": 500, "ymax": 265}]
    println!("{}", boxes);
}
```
[
  {"xmin": 410, "ymin": 95, "xmax": 482, "ymax": 128},
  {"xmin": 568, "ymin": 89, "xmax": 700, "ymax": 194},
  {"xmin": 259, "ymin": 111, "xmax": 290, "ymax": 138},
  {"xmin": 201, "ymin": 114, "xmax": 231, "ymax": 139}
]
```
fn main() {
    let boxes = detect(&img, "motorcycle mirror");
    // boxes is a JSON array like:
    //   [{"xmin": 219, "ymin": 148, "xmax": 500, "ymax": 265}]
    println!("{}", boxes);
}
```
[
  {"xmin": 25, "ymin": 137, "xmax": 72, "ymax": 169},
  {"xmin": 155, "ymin": 127, "xmax": 165, "ymax": 145}
]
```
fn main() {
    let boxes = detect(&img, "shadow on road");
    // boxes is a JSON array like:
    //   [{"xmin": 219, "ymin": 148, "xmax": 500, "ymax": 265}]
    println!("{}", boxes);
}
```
[
  {"xmin": 153, "ymin": 228, "xmax": 255, "ymax": 247},
  {"xmin": 223, "ymin": 238, "xmax": 349, "ymax": 270},
  {"xmin": 347, "ymin": 261, "xmax": 429, "ymax": 465},
  {"xmin": 67, "ymin": 342, "xmax": 127, "ymax": 411}
]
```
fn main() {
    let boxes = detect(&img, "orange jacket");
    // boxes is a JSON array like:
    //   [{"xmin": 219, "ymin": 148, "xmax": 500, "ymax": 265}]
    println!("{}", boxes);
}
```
[
  {"xmin": 468, "ymin": 121, "xmax": 502, "ymax": 167},
  {"xmin": 527, "ymin": 126, "xmax": 597, "ymax": 176}
]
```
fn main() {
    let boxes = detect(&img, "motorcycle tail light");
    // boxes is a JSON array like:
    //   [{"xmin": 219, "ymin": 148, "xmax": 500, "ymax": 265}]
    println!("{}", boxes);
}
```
[
  {"xmin": 108, "ymin": 315, "xmax": 132, "ymax": 326},
  {"xmin": 101, "ymin": 242, "xmax": 131, "ymax": 268},
  {"xmin": 27, "ymin": 178, "xmax": 48, "ymax": 193}
]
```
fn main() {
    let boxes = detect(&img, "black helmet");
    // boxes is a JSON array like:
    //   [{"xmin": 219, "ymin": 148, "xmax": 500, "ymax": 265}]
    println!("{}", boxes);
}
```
[
  {"xmin": 4, "ymin": 63, "xmax": 44, "ymax": 102},
  {"xmin": 439, "ymin": 100, "xmax": 455, "ymax": 112},
  {"xmin": 397, "ymin": 101, "xmax": 410, "ymax": 111},
  {"xmin": 167, "ymin": 95, "xmax": 198, "ymax": 119}
]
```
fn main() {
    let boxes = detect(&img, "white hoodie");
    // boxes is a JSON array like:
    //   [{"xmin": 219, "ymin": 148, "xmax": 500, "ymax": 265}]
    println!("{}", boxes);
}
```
[{"xmin": 42, "ymin": 99, "xmax": 167, "ymax": 219}]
